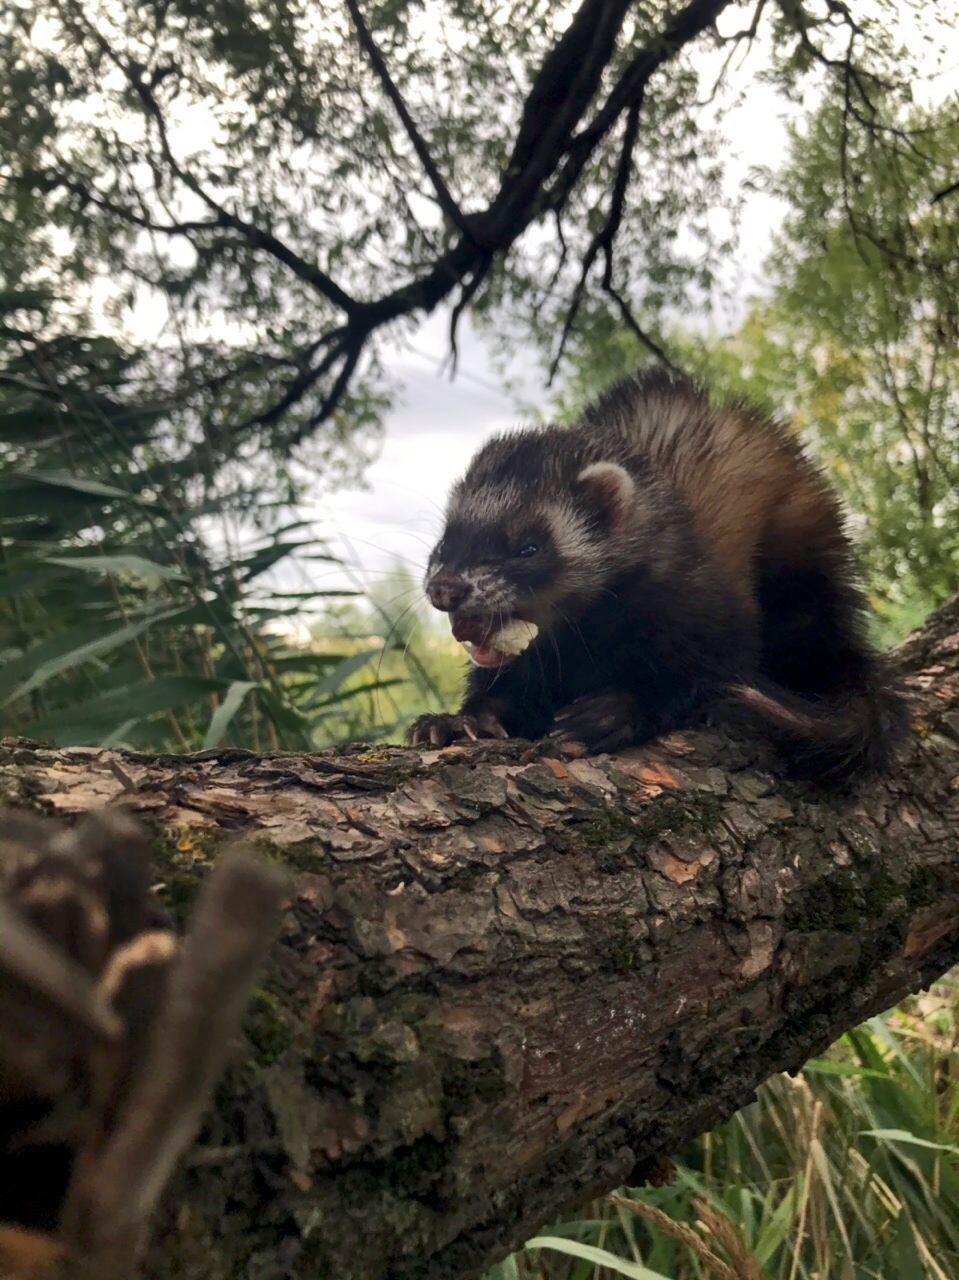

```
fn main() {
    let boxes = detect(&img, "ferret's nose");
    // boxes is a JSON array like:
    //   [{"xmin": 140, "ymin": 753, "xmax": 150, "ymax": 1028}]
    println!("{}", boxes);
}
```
[{"xmin": 428, "ymin": 575, "xmax": 470, "ymax": 612}]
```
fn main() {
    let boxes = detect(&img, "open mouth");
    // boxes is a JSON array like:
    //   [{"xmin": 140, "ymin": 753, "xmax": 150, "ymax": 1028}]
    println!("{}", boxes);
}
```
[
  {"xmin": 462, "ymin": 640, "xmax": 514, "ymax": 668},
  {"xmin": 452, "ymin": 619, "xmax": 540, "ymax": 668}
]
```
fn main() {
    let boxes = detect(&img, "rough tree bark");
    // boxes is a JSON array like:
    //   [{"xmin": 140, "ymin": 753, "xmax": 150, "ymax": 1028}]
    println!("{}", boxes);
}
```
[{"xmin": 2, "ymin": 595, "xmax": 959, "ymax": 1280}]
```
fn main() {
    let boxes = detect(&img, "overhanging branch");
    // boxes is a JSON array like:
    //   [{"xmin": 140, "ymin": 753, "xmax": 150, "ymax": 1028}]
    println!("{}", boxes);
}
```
[
  {"xmin": 251, "ymin": 0, "xmax": 732, "ymax": 429},
  {"xmin": 344, "ymin": 0, "xmax": 479, "ymax": 247},
  {"xmin": 49, "ymin": 0, "xmax": 735, "ymax": 437},
  {"xmin": 53, "ymin": 0, "xmax": 359, "ymax": 317}
]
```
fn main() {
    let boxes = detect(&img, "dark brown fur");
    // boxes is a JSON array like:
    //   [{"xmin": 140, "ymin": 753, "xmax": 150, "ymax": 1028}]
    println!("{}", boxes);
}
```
[{"xmin": 409, "ymin": 370, "xmax": 909, "ymax": 783}]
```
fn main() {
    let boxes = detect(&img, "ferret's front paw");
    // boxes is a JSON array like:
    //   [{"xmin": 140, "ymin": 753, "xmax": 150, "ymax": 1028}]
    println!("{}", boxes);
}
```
[
  {"xmin": 552, "ymin": 691, "xmax": 644, "ymax": 754},
  {"xmin": 408, "ymin": 712, "xmax": 509, "ymax": 748}
]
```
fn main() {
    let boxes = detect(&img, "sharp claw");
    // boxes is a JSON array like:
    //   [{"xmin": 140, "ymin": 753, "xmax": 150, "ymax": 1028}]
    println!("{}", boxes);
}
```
[
  {"xmin": 462, "ymin": 720, "xmax": 479, "ymax": 740},
  {"xmin": 490, "ymin": 721, "xmax": 508, "ymax": 739},
  {"xmin": 430, "ymin": 726, "xmax": 444, "ymax": 747}
]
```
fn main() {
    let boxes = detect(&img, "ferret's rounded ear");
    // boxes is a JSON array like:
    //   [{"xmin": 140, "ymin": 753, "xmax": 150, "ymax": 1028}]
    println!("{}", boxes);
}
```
[{"xmin": 575, "ymin": 462, "xmax": 636, "ymax": 530}]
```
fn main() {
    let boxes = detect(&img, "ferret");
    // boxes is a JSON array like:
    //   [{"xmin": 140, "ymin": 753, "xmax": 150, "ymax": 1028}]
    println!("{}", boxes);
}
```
[{"xmin": 408, "ymin": 370, "xmax": 909, "ymax": 782}]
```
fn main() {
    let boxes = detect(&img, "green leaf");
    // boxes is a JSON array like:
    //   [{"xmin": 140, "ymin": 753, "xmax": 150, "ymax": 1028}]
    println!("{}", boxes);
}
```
[
  {"xmin": 230, "ymin": 539, "xmax": 334, "ymax": 584},
  {"xmin": 482, "ymin": 1256, "xmax": 521, "ymax": 1280},
  {"xmin": 266, "ymin": 654, "xmax": 349, "ymax": 674},
  {"xmin": 753, "ymin": 1182, "xmax": 806, "ymax": 1264},
  {"xmin": 525, "ymin": 1237, "xmax": 673, "ymax": 1280},
  {"xmin": 302, "ymin": 648, "xmax": 383, "ymax": 709},
  {"xmin": 21, "ymin": 676, "xmax": 226, "ymax": 744},
  {"xmin": 860, "ymin": 1129, "xmax": 959, "ymax": 1155},
  {"xmin": 45, "ymin": 554, "xmax": 186, "ymax": 584},
  {"xmin": 3, "ymin": 469, "xmax": 142, "ymax": 501},
  {"xmin": 803, "ymin": 1058, "xmax": 888, "ymax": 1080},
  {"xmin": 308, "ymin": 676, "xmax": 403, "ymax": 712},
  {"xmin": 0, "ymin": 563, "xmax": 64, "ymax": 598},
  {"xmin": 253, "ymin": 686, "xmax": 312, "ymax": 746},
  {"xmin": 1, "ymin": 605, "xmax": 191, "ymax": 705},
  {"xmin": 203, "ymin": 680, "xmax": 259, "ymax": 748}
]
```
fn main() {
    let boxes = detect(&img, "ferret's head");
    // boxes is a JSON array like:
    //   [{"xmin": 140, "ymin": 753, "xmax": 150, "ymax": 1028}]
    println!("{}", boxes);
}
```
[{"xmin": 424, "ymin": 426, "xmax": 637, "ymax": 667}]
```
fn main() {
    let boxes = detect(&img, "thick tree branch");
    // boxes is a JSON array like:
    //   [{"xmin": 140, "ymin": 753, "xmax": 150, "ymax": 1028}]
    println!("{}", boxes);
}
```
[
  {"xmin": 275, "ymin": 0, "xmax": 731, "ymax": 428},
  {"xmin": 547, "ymin": 0, "xmax": 735, "ymax": 209},
  {"xmin": 1, "ymin": 595, "xmax": 958, "ymax": 1280},
  {"xmin": 489, "ymin": 0, "xmax": 637, "ymax": 224}
]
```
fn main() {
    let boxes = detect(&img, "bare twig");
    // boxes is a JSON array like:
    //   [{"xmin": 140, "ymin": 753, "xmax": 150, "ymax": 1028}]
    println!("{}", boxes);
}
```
[
  {"xmin": 344, "ymin": 0, "xmax": 479, "ymax": 246},
  {"xmin": 931, "ymin": 177, "xmax": 959, "ymax": 205},
  {"xmin": 41, "ymin": 170, "xmax": 223, "ymax": 237},
  {"xmin": 446, "ymin": 262, "xmax": 493, "ymax": 378},
  {"xmin": 702, "ymin": 0, "xmax": 768, "ymax": 104},
  {"xmin": 138, "ymin": 112, "xmax": 356, "ymax": 313},
  {"xmin": 532, "ymin": 210, "xmax": 571, "ymax": 321},
  {"xmin": 552, "ymin": 90, "xmax": 683, "ymax": 378},
  {"xmin": 605, "ymin": 280, "xmax": 679, "ymax": 370},
  {"xmin": 549, "ymin": 99, "xmax": 656, "ymax": 381}
]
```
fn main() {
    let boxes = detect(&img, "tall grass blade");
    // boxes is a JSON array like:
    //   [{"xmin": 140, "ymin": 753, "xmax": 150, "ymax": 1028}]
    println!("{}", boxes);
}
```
[
  {"xmin": 525, "ymin": 1237, "xmax": 673, "ymax": 1280},
  {"xmin": 2, "ymin": 606, "xmax": 192, "ymax": 704},
  {"xmin": 203, "ymin": 681, "xmax": 259, "ymax": 749}
]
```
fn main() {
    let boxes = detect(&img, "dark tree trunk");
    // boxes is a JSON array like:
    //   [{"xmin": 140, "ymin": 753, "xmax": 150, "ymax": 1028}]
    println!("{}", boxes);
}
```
[{"xmin": 2, "ymin": 595, "xmax": 959, "ymax": 1280}]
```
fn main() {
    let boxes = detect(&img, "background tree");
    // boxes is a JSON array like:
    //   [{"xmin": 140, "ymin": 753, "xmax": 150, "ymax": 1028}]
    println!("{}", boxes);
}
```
[{"xmin": 751, "ymin": 96, "xmax": 959, "ymax": 632}]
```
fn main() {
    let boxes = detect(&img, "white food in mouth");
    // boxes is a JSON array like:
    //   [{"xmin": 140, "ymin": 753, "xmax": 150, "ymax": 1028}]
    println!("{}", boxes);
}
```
[
  {"xmin": 489, "ymin": 620, "xmax": 539, "ymax": 655},
  {"xmin": 461, "ymin": 620, "xmax": 540, "ymax": 666}
]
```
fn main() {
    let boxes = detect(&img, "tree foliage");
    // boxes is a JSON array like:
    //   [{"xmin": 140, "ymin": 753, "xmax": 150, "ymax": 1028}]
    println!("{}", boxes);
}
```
[
  {"xmin": 3, "ymin": 0, "xmax": 950, "ymax": 450},
  {"xmin": 0, "ymin": 288, "xmax": 407, "ymax": 749},
  {"xmin": 753, "ymin": 97, "xmax": 959, "ymax": 620}
]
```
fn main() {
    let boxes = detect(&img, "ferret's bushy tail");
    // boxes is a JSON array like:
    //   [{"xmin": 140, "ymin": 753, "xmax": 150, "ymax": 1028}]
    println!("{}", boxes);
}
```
[{"xmin": 728, "ymin": 662, "xmax": 910, "ymax": 784}]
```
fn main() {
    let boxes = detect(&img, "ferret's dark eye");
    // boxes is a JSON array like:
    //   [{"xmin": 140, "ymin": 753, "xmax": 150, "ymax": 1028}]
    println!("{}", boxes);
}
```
[{"xmin": 516, "ymin": 544, "xmax": 538, "ymax": 559}]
